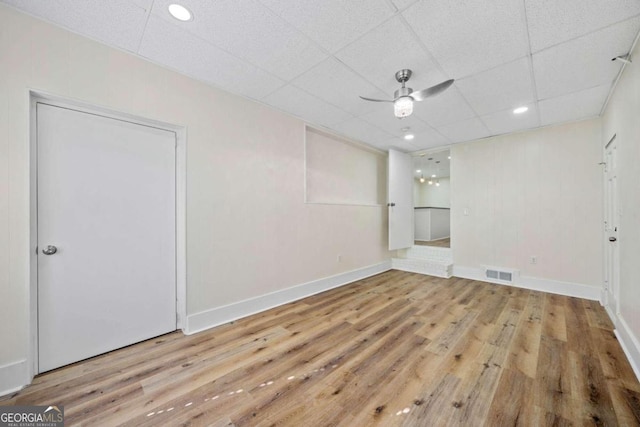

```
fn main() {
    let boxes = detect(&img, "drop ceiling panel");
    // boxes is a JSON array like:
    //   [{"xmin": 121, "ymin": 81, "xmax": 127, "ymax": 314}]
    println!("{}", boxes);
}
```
[
  {"xmin": 390, "ymin": 0, "xmax": 418, "ymax": 12},
  {"xmin": 533, "ymin": 17, "xmax": 640, "ymax": 99},
  {"xmin": 539, "ymin": 85, "xmax": 610, "ymax": 126},
  {"xmin": 263, "ymin": 84, "xmax": 353, "ymax": 128},
  {"xmin": 403, "ymin": 0, "xmax": 529, "ymax": 78},
  {"xmin": 335, "ymin": 16, "xmax": 445, "ymax": 92},
  {"xmin": 526, "ymin": 0, "xmax": 640, "ymax": 52},
  {"xmin": 130, "ymin": 0, "xmax": 152, "ymax": 9},
  {"xmin": 292, "ymin": 57, "xmax": 388, "ymax": 116},
  {"xmin": 3, "ymin": 0, "xmax": 148, "ymax": 52},
  {"xmin": 257, "ymin": 0, "xmax": 395, "ymax": 53},
  {"xmin": 358, "ymin": 104, "xmax": 432, "ymax": 137},
  {"xmin": 456, "ymin": 57, "xmax": 535, "ymax": 115},
  {"xmin": 4, "ymin": 0, "xmax": 640, "ymax": 152},
  {"xmin": 436, "ymin": 117, "xmax": 491, "ymax": 144},
  {"xmin": 151, "ymin": 0, "xmax": 327, "ymax": 81},
  {"xmin": 408, "ymin": 127, "xmax": 450, "ymax": 150},
  {"xmin": 384, "ymin": 138, "xmax": 420, "ymax": 153},
  {"xmin": 412, "ymin": 87, "xmax": 476, "ymax": 127},
  {"xmin": 331, "ymin": 117, "xmax": 393, "ymax": 146},
  {"xmin": 481, "ymin": 104, "xmax": 540, "ymax": 135},
  {"xmin": 139, "ymin": 15, "xmax": 284, "ymax": 99}
]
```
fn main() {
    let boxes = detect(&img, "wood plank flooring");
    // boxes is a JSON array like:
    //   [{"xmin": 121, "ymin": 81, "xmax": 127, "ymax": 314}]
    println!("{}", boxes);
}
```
[
  {"xmin": 415, "ymin": 238, "xmax": 450, "ymax": 248},
  {"xmin": 2, "ymin": 270, "xmax": 639, "ymax": 426}
]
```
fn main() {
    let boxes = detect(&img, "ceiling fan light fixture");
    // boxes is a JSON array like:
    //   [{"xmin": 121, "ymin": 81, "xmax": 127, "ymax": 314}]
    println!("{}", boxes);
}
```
[
  {"xmin": 394, "ymin": 96, "xmax": 413, "ymax": 118},
  {"xmin": 420, "ymin": 176, "xmax": 425, "ymax": 183}
]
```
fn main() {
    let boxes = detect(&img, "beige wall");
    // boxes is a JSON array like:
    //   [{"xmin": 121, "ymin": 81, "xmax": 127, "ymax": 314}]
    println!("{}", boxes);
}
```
[
  {"xmin": 451, "ymin": 119, "xmax": 603, "ymax": 287},
  {"xmin": 602, "ymin": 39, "xmax": 640, "ymax": 361},
  {"xmin": 414, "ymin": 177, "xmax": 451, "ymax": 208},
  {"xmin": 0, "ymin": 5, "xmax": 391, "ymax": 371}
]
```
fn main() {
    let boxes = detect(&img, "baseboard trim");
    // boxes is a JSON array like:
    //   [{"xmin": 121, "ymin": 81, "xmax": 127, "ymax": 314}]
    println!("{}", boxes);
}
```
[
  {"xmin": 452, "ymin": 265, "xmax": 600, "ymax": 301},
  {"xmin": 603, "ymin": 306, "xmax": 640, "ymax": 384},
  {"xmin": 0, "ymin": 359, "xmax": 29, "ymax": 397},
  {"xmin": 186, "ymin": 261, "xmax": 393, "ymax": 335}
]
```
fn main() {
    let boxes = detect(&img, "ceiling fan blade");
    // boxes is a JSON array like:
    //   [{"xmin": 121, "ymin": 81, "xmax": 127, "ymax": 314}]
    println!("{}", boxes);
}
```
[
  {"xmin": 411, "ymin": 79, "xmax": 455, "ymax": 102},
  {"xmin": 359, "ymin": 96, "xmax": 394, "ymax": 103}
]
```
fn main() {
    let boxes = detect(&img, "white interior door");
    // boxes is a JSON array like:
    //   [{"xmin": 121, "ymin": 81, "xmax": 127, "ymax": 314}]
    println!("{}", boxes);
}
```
[
  {"xmin": 388, "ymin": 149, "xmax": 414, "ymax": 250},
  {"xmin": 603, "ymin": 137, "xmax": 620, "ymax": 315},
  {"xmin": 37, "ymin": 103, "xmax": 177, "ymax": 372}
]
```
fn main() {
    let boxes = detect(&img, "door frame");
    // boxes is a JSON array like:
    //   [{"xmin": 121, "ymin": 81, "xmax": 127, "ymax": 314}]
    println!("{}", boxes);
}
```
[
  {"xmin": 28, "ymin": 90, "xmax": 187, "ymax": 378},
  {"xmin": 602, "ymin": 133, "xmax": 620, "ymax": 316}
]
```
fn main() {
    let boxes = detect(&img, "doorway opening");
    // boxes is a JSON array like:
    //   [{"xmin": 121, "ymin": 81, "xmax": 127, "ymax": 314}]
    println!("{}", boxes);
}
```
[{"xmin": 412, "ymin": 149, "xmax": 450, "ymax": 248}]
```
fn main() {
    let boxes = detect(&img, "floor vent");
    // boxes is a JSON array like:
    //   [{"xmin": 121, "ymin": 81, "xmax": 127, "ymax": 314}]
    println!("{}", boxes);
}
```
[{"xmin": 486, "ymin": 268, "xmax": 514, "ymax": 282}]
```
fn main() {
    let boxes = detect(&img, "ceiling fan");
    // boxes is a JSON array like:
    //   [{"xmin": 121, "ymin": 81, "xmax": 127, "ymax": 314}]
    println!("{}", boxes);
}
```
[{"xmin": 360, "ymin": 69, "xmax": 454, "ymax": 118}]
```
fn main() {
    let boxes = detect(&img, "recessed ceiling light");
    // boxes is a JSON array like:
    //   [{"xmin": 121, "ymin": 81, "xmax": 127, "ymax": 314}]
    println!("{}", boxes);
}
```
[
  {"xmin": 169, "ymin": 4, "xmax": 193, "ymax": 21},
  {"xmin": 431, "ymin": 174, "xmax": 436, "ymax": 178},
  {"xmin": 448, "ymin": 156, "xmax": 451, "ymax": 159},
  {"xmin": 513, "ymin": 106, "xmax": 528, "ymax": 114},
  {"xmin": 416, "ymin": 169, "xmax": 421, "ymax": 173},
  {"xmin": 404, "ymin": 134, "xmax": 415, "ymax": 140}
]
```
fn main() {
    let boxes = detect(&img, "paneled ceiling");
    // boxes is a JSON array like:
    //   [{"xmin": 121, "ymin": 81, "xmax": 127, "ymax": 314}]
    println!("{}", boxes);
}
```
[{"xmin": 4, "ymin": 0, "xmax": 640, "ymax": 152}]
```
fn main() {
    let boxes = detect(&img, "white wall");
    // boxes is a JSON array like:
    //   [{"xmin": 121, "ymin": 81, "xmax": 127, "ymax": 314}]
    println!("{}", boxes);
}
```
[
  {"xmin": 0, "ymin": 5, "xmax": 391, "ymax": 388},
  {"xmin": 414, "ymin": 177, "xmax": 450, "ymax": 207},
  {"xmin": 451, "ymin": 119, "xmax": 603, "ymax": 289},
  {"xmin": 602, "ymin": 39, "xmax": 640, "ymax": 378}
]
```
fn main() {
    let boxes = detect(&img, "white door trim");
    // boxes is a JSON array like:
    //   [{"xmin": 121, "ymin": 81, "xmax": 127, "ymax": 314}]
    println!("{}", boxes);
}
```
[{"xmin": 28, "ymin": 90, "xmax": 187, "ymax": 381}]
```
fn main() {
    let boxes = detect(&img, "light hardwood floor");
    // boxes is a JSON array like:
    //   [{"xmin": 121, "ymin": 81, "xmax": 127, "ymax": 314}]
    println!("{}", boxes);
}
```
[
  {"xmin": 2, "ymin": 270, "xmax": 639, "ymax": 426},
  {"xmin": 415, "ymin": 238, "xmax": 450, "ymax": 248}
]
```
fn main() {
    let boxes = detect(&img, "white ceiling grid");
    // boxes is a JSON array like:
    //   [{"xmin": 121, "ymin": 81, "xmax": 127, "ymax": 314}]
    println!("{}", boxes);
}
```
[{"xmin": 3, "ymin": 0, "xmax": 639, "ymax": 152}]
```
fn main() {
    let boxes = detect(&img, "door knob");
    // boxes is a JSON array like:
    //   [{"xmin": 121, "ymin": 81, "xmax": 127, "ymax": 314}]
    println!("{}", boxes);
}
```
[
  {"xmin": 42, "ymin": 245, "xmax": 58, "ymax": 255},
  {"xmin": 387, "ymin": 202, "xmax": 396, "ymax": 207},
  {"xmin": 609, "ymin": 237, "xmax": 617, "ymax": 242}
]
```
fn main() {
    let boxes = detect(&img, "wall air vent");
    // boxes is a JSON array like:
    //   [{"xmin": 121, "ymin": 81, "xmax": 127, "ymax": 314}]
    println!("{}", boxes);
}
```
[{"xmin": 485, "ymin": 267, "xmax": 516, "ymax": 283}]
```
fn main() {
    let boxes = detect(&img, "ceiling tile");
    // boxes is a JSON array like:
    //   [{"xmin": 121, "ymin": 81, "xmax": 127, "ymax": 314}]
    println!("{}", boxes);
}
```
[
  {"xmin": 390, "ymin": 0, "xmax": 418, "ymax": 11},
  {"xmin": 4, "ymin": 0, "xmax": 633, "ymax": 145},
  {"xmin": 292, "ymin": 57, "xmax": 388, "ymax": 116},
  {"xmin": 256, "ymin": 0, "xmax": 395, "ymax": 53},
  {"xmin": 151, "ymin": 0, "xmax": 327, "ymax": 81},
  {"xmin": 331, "ymin": 117, "xmax": 393, "ymax": 146},
  {"xmin": 403, "ymin": 0, "xmax": 529, "ymax": 78},
  {"xmin": 539, "ymin": 85, "xmax": 610, "ymax": 126},
  {"xmin": 456, "ymin": 57, "xmax": 535, "ymax": 115},
  {"xmin": 526, "ymin": 0, "xmax": 640, "ymax": 52},
  {"xmin": 358, "ymin": 104, "xmax": 432, "ymax": 137},
  {"xmin": 533, "ymin": 17, "xmax": 640, "ymax": 99},
  {"xmin": 412, "ymin": 86, "xmax": 476, "ymax": 127},
  {"xmin": 408, "ymin": 127, "xmax": 450, "ymax": 150},
  {"xmin": 384, "ymin": 137, "xmax": 420, "ymax": 153},
  {"xmin": 480, "ymin": 104, "xmax": 540, "ymax": 135},
  {"xmin": 2, "ymin": 0, "xmax": 148, "ymax": 52},
  {"xmin": 129, "ymin": 0, "xmax": 152, "ymax": 10},
  {"xmin": 436, "ymin": 117, "xmax": 491, "ymax": 143},
  {"xmin": 335, "ymin": 16, "xmax": 446, "ymax": 92},
  {"xmin": 263, "ymin": 84, "xmax": 353, "ymax": 127},
  {"xmin": 139, "ymin": 15, "xmax": 284, "ymax": 100}
]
